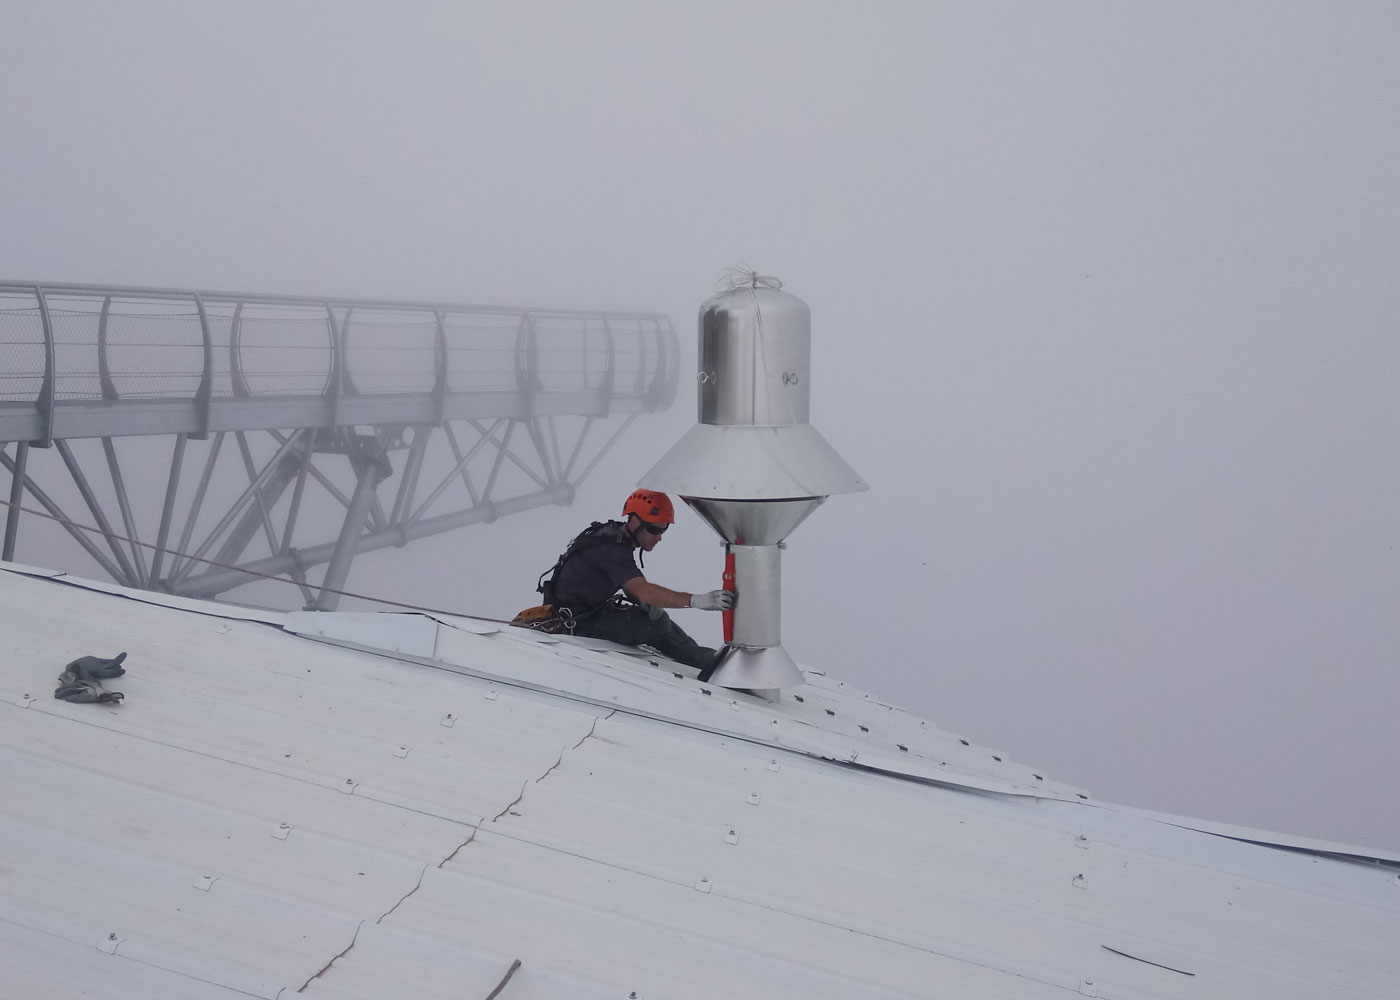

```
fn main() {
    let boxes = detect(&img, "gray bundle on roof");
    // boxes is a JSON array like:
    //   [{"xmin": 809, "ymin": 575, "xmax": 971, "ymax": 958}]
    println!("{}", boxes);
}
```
[{"xmin": 54, "ymin": 651, "xmax": 127, "ymax": 704}]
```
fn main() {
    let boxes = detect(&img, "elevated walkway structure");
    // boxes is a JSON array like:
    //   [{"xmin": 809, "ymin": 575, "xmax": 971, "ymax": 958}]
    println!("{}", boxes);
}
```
[{"xmin": 0, "ymin": 280, "xmax": 678, "ymax": 608}]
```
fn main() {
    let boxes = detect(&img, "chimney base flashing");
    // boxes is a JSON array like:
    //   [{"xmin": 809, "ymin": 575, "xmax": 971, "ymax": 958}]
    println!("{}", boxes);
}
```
[{"xmin": 706, "ymin": 643, "xmax": 802, "ymax": 692}]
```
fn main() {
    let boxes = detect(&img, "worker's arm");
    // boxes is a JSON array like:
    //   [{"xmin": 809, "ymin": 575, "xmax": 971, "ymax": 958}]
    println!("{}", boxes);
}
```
[
  {"xmin": 622, "ymin": 576, "xmax": 733, "ymax": 611},
  {"xmin": 622, "ymin": 576, "xmax": 690, "ymax": 609}
]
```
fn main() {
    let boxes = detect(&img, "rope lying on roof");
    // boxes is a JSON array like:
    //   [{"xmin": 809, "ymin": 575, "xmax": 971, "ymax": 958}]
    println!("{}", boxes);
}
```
[{"xmin": 483, "ymin": 959, "xmax": 522, "ymax": 1000}]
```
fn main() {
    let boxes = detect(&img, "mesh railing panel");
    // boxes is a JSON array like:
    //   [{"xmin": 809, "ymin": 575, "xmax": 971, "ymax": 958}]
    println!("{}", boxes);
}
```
[
  {"xmin": 101, "ymin": 310, "xmax": 205, "ymax": 398},
  {"xmin": 342, "ymin": 312, "xmax": 439, "ymax": 395},
  {"xmin": 443, "ymin": 315, "xmax": 522, "ymax": 393},
  {"xmin": 230, "ymin": 311, "xmax": 333, "ymax": 396},
  {"xmin": 0, "ymin": 303, "xmax": 45, "ymax": 402},
  {"xmin": 0, "ymin": 284, "xmax": 675, "ymax": 416}
]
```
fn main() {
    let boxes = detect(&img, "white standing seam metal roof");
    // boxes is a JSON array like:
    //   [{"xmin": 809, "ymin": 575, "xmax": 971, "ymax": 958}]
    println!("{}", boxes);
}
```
[{"xmin": 2, "ymin": 562, "xmax": 1397, "ymax": 999}]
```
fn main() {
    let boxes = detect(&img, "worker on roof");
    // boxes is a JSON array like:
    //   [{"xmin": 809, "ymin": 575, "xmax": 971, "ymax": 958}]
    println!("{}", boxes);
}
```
[{"xmin": 536, "ymin": 489, "xmax": 733, "ymax": 671}]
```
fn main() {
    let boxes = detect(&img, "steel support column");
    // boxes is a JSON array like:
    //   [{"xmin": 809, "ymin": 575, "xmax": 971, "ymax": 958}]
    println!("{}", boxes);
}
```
[
  {"xmin": 313, "ymin": 440, "xmax": 389, "ymax": 611},
  {"xmin": 3, "ymin": 442, "xmax": 28, "ymax": 560},
  {"xmin": 148, "ymin": 433, "xmax": 187, "ymax": 584},
  {"xmin": 213, "ymin": 431, "xmax": 306, "ymax": 568}
]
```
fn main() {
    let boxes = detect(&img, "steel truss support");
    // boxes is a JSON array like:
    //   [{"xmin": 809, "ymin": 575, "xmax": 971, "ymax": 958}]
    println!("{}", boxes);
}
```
[{"xmin": 3, "ymin": 411, "xmax": 631, "ymax": 609}]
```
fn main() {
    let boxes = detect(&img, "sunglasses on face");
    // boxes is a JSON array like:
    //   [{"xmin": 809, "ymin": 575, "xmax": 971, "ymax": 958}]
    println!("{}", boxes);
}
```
[{"xmin": 642, "ymin": 522, "xmax": 668, "ymax": 535}]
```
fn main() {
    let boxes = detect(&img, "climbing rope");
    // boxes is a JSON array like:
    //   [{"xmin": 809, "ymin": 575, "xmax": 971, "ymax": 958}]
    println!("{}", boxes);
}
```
[{"xmin": 0, "ymin": 495, "xmax": 517, "ymax": 624}]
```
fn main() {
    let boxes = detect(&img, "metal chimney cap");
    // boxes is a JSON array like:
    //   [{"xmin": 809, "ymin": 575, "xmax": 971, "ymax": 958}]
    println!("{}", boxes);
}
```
[{"xmin": 639, "ymin": 422, "xmax": 867, "ymax": 500}]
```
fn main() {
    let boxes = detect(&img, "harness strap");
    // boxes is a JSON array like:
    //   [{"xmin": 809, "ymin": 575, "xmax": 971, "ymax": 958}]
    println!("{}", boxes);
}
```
[{"xmin": 538, "ymin": 521, "xmax": 633, "ymax": 626}]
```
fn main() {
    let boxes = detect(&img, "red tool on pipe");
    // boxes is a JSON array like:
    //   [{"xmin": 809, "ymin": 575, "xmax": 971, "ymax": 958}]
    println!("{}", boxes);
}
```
[{"xmin": 721, "ymin": 548, "xmax": 736, "ymax": 644}]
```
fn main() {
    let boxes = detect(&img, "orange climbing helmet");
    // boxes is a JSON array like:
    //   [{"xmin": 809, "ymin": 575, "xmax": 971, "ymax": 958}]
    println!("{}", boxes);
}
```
[{"xmin": 622, "ymin": 489, "xmax": 675, "ymax": 525}]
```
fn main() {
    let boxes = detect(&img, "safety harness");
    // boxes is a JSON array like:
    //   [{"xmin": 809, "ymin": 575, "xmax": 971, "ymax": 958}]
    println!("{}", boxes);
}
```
[{"xmin": 522, "ymin": 520, "xmax": 637, "ymax": 634}]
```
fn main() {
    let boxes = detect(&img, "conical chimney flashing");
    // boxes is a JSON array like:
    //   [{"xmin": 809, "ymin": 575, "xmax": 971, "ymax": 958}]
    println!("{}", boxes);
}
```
[{"xmin": 640, "ymin": 275, "xmax": 866, "ymax": 693}]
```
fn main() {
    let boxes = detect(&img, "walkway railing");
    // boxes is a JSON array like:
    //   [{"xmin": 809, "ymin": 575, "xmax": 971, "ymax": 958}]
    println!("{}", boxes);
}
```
[{"xmin": 0, "ymin": 282, "xmax": 677, "ymax": 446}]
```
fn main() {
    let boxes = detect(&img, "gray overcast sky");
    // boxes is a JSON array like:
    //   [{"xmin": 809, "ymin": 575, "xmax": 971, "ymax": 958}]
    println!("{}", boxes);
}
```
[{"xmin": 3, "ymin": 2, "xmax": 1398, "ymax": 850}]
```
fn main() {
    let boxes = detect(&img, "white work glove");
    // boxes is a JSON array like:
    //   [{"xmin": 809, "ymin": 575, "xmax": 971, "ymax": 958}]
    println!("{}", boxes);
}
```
[{"xmin": 689, "ymin": 589, "xmax": 735, "ymax": 612}]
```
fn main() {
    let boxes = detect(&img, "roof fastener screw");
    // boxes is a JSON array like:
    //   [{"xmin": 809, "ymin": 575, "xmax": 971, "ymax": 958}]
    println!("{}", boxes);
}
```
[{"xmin": 108, "ymin": 932, "xmax": 117, "ymax": 940}]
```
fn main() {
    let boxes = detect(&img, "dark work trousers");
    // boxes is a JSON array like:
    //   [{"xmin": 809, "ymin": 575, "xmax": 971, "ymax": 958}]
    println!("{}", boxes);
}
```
[{"xmin": 573, "ymin": 603, "xmax": 715, "ymax": 670}]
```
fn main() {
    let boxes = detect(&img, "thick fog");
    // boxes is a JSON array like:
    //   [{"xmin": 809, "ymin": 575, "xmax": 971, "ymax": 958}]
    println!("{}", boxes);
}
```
[{"xmin": 3, "ymin": 2, "xmax": 1397, "ymax": 850}]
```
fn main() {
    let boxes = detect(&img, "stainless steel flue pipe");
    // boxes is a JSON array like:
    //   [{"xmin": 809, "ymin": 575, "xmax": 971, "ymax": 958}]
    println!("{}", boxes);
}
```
[{"xmin": 641, "ymin": 276, "xmax": 865, "ymax": 692}]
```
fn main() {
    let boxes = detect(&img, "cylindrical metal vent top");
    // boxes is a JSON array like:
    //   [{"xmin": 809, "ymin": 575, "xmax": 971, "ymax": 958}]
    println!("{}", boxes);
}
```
[
  {"xmin": 698, "ymin": 286, "xmax": 810, "ymax": 427},
  {"xmin": 642, "ymin": 277, "xmax": 866, "ymax": 502}
]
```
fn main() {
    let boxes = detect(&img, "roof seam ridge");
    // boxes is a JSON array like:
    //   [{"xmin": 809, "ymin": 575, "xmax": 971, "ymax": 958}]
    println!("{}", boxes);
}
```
[{"xmin": 305, "ymin": 632, "xmax": 1079, "ymax": 804}]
